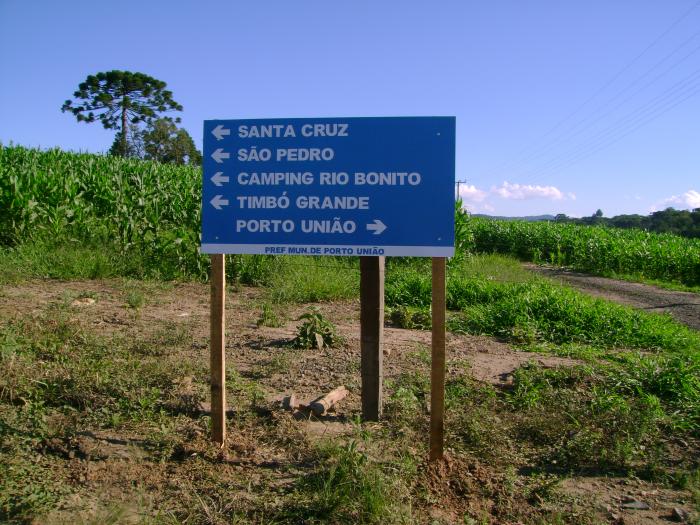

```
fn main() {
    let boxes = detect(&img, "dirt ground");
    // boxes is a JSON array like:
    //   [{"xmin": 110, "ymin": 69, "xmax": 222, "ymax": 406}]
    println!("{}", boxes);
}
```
[
  {"xmin": 526, "ymin": 263, "xmax": 700, "ymax": 331},
  {"xmin": 0, "ymin": 279, "xmax": 578, "ymax": 396},
  {"xmin": 1, "ymin": 279, "xmax": 697, "ymax": 524}
]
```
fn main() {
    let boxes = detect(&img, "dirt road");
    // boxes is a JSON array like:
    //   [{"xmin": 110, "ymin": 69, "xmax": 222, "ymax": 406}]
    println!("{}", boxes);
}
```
[{"xmin": 526, "ymin": 263, "xmax": 700, "ymax": 331}]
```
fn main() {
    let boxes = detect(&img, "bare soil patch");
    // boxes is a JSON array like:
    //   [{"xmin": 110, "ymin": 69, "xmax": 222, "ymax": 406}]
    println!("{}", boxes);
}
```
[
  {"xmin": 0, "ymin": 279, "xmax": 576, "ymax": 396},
  {"xmin": 562, "ymin": 476, "xmax": 696, "ymax": 525}
]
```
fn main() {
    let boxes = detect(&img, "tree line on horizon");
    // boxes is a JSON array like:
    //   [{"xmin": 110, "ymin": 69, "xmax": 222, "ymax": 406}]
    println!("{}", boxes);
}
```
[
  {"xmin": 61, "ymin": 70, "xmax": 201, "ymax": 166},
  {"xmin": 554, "ymin": 207, "xmax": 700, "ymax": 239}
]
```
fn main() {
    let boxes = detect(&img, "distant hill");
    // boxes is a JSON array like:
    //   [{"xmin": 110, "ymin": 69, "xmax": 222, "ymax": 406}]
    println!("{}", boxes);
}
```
[{"xmin": 472, "ymin": 214, "xmax": 556, "ymax": 222}]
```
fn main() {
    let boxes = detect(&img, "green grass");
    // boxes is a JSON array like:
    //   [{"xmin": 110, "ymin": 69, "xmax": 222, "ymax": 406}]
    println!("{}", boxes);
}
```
[
  {"xmin": 0, "ymin": 310, "xmax": 201, "ymax": 424},
  {"xmin": 0, "ymin": 239, "xmax": 147, "ymax": 283},
  {"xmin": 386, "ymin": 256, "xmax": 700, "ymax": 353},
  {"xmin": 282, "ymin": 440, "xmax": 410, "ymax": 524},
  {"xmin": 3, "ymin": 237, "xmax": 696, "ymax": 373},
  {"xmin": 0, "ymin": 432, "xmax": 68, "ymax": 523},
  {"xmin": 382, "ymin": 255, "xmax": 700, "ymax": 475},
  {"xmin": 265, "ymin": 256, "xmax": 359, "ymax": 303},
  {"xmin": 509, "ymin": 363, "xmax": 669, "ymax": 471},
  {"xmin": 448, "ymin": 280, "xmax": 700, "ymax": 351},
  {"xmin": 0, "ymin": 312, "xmax": 200, "ymax": 522},
  {"xmin": 255, "ymin": 302, "xmax": 283, "ymax": 328},
  {"xmin": 389, "ymin": 357, "xmax": 698, "ymax": 480}
]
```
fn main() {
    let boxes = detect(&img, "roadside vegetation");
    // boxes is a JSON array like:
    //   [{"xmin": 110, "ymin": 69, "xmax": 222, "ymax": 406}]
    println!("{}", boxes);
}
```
[
  {"xmin": 2, "ymin": 145, "xmax": 699, "ymax": 523},
  {"xmin": 468, "ymin": 216, "xmax": 700, "ymax": 287},
  {"xmin": 3, "ymin": 145, "xmax": 700, "ymax": 287}
]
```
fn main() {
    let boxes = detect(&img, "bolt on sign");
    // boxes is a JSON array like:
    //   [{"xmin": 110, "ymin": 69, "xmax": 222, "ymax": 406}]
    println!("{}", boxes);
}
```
[{"xmin": 200, "ymin": 117, "xmax": 456, "ymax": 257}]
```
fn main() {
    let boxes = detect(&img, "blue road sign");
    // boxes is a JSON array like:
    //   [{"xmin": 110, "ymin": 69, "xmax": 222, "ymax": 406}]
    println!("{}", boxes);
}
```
[{"xmin": 200, "ymin": 117, "xmax": 455, "ymax": 257}]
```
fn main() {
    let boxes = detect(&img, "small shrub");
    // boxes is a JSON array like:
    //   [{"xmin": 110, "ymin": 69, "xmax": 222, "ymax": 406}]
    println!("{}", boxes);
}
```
[
  {"xmin": 288, "ymin": 440, "xmax": 407, "ymax": 523},
  {"xmin": 290, "ymin": 310, "xmax": 343, "ymax": 350},
  {"xmin": 256, "ymin": 303, "xmax": 282, "ymax": 327},
  {"xmin": 389, "ymin": 306, "xmax": 413, "ymax": 329},
  {"xmin": 126, "ymin": 290, "xmax": 144, "ymax": 309},
  {"xmin": 388, "ymin": 305, "xmax": 431, "ymax": 330},
  {"xmin": 410, "ymin": 309, "xmax": 431, "ymax": 330}
]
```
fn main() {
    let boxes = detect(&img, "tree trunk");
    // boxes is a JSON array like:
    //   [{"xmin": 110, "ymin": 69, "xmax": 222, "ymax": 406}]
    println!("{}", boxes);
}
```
[{"xmin": 121, "ymin": 96, "xmax": 128, "ymax": 157}]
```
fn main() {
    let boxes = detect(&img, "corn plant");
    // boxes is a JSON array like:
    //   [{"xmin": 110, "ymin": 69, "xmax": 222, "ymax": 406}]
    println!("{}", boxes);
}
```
[{"xmin": 467, "ymin": 217, "xmax": 700, "ymax": 286}]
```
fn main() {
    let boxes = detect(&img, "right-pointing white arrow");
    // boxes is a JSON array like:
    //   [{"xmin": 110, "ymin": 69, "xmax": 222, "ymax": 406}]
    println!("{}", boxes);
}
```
[
  {"xmin": 211, "ymin": 172, "xmax": 229, "ymax": 187},
  {"xmin": 211, "ymin": 124, "xmax": 230, "ymax": 141},
  {"xmin": 366, "ymin": 219, "xmax": 387, "ymax": 235},
  {"xmin": 210, "ymin": 195, "xmax": 229, "ymax": 210},
  {"xmin": 211, "ymin": 148, "xmax": 230, "ymax": 164}
]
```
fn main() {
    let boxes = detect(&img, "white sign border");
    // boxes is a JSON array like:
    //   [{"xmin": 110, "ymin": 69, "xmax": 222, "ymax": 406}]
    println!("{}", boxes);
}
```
[{"xmin": 200, "ymin": 244, "xmax": 455, "ymax": 257}]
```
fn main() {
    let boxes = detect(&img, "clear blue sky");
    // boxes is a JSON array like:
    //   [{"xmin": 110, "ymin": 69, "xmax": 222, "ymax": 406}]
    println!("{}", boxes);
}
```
[{"xmin": 1, "ymin": 0, "xmax": 699, "ymax": 218}]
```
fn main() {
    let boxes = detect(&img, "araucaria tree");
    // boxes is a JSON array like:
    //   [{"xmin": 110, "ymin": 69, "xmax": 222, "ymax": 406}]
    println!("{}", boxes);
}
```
[{"xmin": 61, "ymin": 71, "xmax": 183, "ymax": 157}]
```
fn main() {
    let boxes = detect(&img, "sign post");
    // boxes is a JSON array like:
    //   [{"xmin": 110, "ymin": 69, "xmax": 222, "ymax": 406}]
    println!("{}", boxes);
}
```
[
  {"xmin": 201, "ymin": 117, "xmax": 455, "ymax": 453},
  {"xmin": 210, "ymin": 253, "xmax": 226, "ymax": 444},
  {"xmin": 430, "ymin": 257, "xmax": 446, "ymax": 460},
  {"xmin": 360, "ymin": 256, "xmax": 385, "ymax": 421}
]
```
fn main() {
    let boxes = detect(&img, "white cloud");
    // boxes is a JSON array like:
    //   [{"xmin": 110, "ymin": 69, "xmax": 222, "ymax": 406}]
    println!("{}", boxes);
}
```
[
  {"xmin": 461, "ymin": 201, "xmax": 495, "ymax": 214},
  {"xmin": 491, "ymin": 181, "xmax": 573, "ymax": 201},
  {"xmin": 456, "ymin": 181, "xmax": 575, "ymax": 215},
  {"xmin": 458, "ymin": 184, "xmax": 488, "ymax": 202},
  {"xmin": 652, "ymin": 189, "xmax": 700, "ymax": 211}
]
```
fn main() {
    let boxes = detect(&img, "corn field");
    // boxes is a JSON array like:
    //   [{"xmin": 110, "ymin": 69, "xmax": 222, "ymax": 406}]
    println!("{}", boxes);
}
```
[
  {"xmin": 467, "ymin": 217, "xmax": 700, "ymax": 286},
  {"xmin": 0, "ymin": 145, "xmax": 207, "ymax": 277},
  {"xmin": 2, "ymin": 145, "xmax": 699, "ymax": 285}
]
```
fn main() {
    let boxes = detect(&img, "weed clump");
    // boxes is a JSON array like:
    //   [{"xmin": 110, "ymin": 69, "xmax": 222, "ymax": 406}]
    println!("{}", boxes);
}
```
[
  {"xmin": 256, "ymin": 303, "xmax": 282, "ymax": 327},
  {"xmin": 387, "ymin": 305, "xmax": 431, "ymax": 330},
  {"xmin": 289, "ymin": 309, "xmax": 343, "ymax": 350},
  {"xmin": 509, "ymin": 363, "xmax": 671, "ymax": 471},
  {"xmin": 285, "ymin": 440, "xmax": 409, "ymax": 523}
]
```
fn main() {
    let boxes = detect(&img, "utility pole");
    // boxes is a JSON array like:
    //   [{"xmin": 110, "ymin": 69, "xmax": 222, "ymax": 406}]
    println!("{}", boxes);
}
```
[{"xmin": 455, "ymin": 180, "xmax": 467, "ymax": 201}]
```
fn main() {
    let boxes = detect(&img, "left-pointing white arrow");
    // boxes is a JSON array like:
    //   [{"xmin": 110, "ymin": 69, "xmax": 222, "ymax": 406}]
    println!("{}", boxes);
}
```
[
  {"xmin": 210, "ymin": 195, "xmax": 229, "ymax": 210},
  {"xmin": 212, "ymin": 124, "xmax": 231, "ymax": 141},
  {"xmin": 211, "ymin": 172, "xmax": 229, "ymax": 187},
  {"xmin": 211, "ymin": 148, "xmax": 230, "ymax": 164}
]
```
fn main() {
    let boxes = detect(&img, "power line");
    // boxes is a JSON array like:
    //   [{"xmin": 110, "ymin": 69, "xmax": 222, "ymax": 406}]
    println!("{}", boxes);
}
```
[
  {"xmin": 532, "ymin": 84, "xmax": 700, "ymax": 179},
  {"xmin": 481, "ymin": 0, "xmax": 700, "ymax": 180},
  {"xmin": 511, "ymin": 28, "xmax": 700, "ymax": 176},
  {"xmin": 524, "ymin": 71, "xmax": 700, "ymax": 179},
  {"xmin": 523, "ymin": 70, "xmax": 700, "ymax": 179}
]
